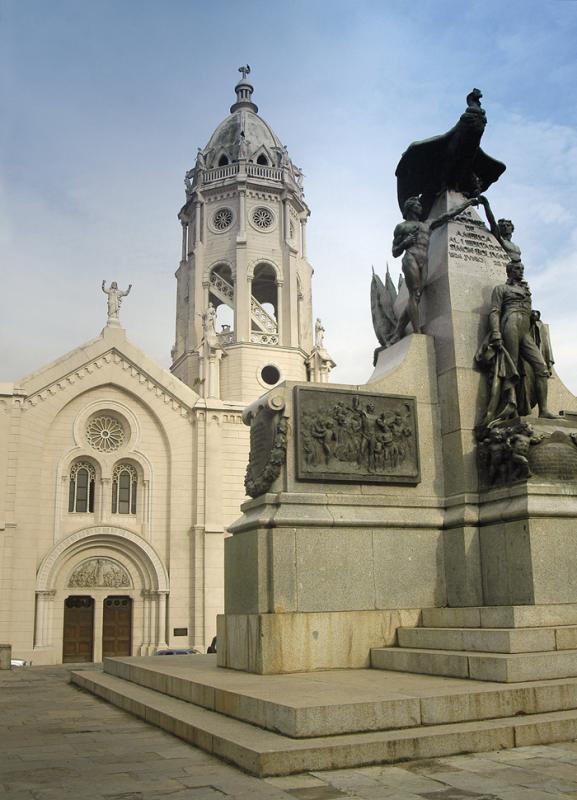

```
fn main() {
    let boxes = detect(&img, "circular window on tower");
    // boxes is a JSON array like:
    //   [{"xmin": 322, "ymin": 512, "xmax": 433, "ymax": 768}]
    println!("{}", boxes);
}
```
[
  {"xmin": 250, "ymin": 206, "xmax": 275, "ymax": 231},
  {"xmin": 86, "ymin": 414, "xmax": 126, "ymax": 453},
  {"xmin": 260, "ymin": 364, "xmax": 281, "ymax": 387},
  {"xmin": 211, "ymin": 207, "xmax": 234, "ymax": 233}
]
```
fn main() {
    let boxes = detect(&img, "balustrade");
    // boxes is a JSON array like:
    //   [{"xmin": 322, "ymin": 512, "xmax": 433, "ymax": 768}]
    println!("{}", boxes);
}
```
[
  {"xmin": 250, "ymin": 332, "xmax": 279, "ymax": 345},
  {"xmin": 209, "ymin": 272, "xmax": 234, "ymax": 302},
  {"xmin": 246, "ymin": 164, "xmax": 282, "ymax": 181},
  {"xmin": 203, "ymin": 164, "xmax": 239, "ymax": 183},
  {"xmin": 250, "ymin": 298, "xmax": 277, "ymax": 333}
]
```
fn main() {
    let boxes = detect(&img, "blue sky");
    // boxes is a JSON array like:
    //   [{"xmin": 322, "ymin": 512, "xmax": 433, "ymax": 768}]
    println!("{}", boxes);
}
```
[{"xmin": 2, "ymin": 0, "xmax": 577, "ymax": 390}]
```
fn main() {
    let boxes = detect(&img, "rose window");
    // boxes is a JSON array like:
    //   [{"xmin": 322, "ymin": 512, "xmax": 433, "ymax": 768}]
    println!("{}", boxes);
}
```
[
  {"xmin": 252, "ymin": 207, "xmax": 274, "ymax": 229},
  {"xmin": 86, "ymin": 416, "xmax": 125, "ymax": 452},
  {"xmin": 213, "ymin": 207, "xmax": 233, "ymax": 231}
]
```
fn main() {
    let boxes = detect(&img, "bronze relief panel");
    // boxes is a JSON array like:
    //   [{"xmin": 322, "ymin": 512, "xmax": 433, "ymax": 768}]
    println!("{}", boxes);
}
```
[{"xmin": 294, "ymin": 386, "xmax": 420, "ymax": 485}]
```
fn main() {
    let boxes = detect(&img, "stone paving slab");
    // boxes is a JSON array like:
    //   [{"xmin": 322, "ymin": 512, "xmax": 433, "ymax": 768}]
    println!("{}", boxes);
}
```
[{"xmin": 2, "ymin": 664, "xmax": 577, "ymax": 798}]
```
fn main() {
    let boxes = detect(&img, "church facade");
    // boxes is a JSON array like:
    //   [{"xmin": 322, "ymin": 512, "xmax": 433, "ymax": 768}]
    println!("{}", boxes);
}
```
[{"xmin": 0, "ymin": 69, "xmax": 334, "ymax": 665}]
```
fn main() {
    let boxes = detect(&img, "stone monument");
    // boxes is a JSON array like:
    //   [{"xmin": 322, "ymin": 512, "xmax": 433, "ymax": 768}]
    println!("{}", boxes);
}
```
[{"xmin": 218, "ymin": 89, "xmax": 577, "ymax": 676}]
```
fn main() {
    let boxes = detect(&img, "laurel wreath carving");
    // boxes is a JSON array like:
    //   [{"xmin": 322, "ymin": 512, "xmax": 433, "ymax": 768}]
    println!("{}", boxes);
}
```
[{"xmin": 244, "ymin": 416, "xmax": 288, "ymax": 498}]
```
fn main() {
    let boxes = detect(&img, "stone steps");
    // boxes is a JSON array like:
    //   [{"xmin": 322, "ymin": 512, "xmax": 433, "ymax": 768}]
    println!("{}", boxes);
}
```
[
  {"xmin": 397, "ymin": 625, "xmax": 577, "ymax": 653},
  {"xmin": 99, "ymin": 655, "xmax": 577, "ymax": 737},
  {"xmin": 71, "ymin": 667, "xmax": 577, "ymax": 777},
  {"xmin": 372, "ymin": 645, "xmax": 577, "ymax": 682},
  {"xmin": 372, "ymin": 606, "xmax": 577, "ymax": 683},
  {"xmin": 421, "ymin": 605, "xmax": 577, "ymax": 630}
]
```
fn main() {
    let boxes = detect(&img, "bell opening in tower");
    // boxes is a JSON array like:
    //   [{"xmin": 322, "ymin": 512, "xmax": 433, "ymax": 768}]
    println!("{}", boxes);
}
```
[
  {"xmin": 251, "ymin": 263, "xmax": 278, "ymax": 344},
  {"xmin": 209, "ymin": 264, "xmax": 235, "ymax": 339}
]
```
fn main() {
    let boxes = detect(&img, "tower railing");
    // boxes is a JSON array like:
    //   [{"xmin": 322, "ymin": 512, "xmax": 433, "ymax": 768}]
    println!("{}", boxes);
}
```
[
  {"xmin": 246, "ymin": 164, "xmax": 283, "ymax": 181},
  {"xmin": 209, "ymin": 272, "xmax": 235, "ymax": 302},
  {"xmin": 200, "ymin": 163, "xmax": 283, "ymax": 185},
  {"xmin": 203, "ymin": 164, "xmax": 239, "ymax": 183},
  {"xmin": 250, "ymin": 298, "xmax": 277, "ymax": 334}
]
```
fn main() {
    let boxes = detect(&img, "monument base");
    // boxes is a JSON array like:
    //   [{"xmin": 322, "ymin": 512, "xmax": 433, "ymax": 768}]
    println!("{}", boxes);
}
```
[
  {"xmin": 216, "ymin": 609, "xmax": 420, "ymax": 673},
  {"xmin": 73, "ymin": 653, "xmax": 577, "ymax": 776}
]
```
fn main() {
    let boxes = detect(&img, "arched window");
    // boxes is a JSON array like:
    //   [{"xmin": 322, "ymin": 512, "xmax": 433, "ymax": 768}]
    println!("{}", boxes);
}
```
[
  {"xmin": 251, "ymin": 263, "xmax": 278, "ymax": 331},
  {"xmin": 218, "ymin": 154, "xmax": 229, "ymax": 167},
  {"xmin": 257, "ymin": 154, "xmax": 268, "ymax": 166},
  {"xmin": 209, "ymin": 264, "xmax": 235, "ymax": 334},
  {"xmin": 112, "ymin": 463, "xmax": 137, "ymax": 515},
  {"xmin": 68, "ymin": 462, "xmax": 96, "ymax": 513}
]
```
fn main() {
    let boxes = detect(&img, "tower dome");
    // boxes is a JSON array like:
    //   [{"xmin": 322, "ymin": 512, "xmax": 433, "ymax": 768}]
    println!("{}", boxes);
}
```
[{"xmin": 199, "ymin": 66, "xmax": 293, "ymax": 171}]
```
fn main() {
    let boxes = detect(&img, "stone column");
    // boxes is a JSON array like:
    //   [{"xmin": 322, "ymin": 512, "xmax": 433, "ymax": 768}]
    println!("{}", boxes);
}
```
[
  {"xmin": 194, "ymin": 201, "xmax": 202, "ymax": 245},
  {"xmin": 301, "ymin": 218, "xmax": 308, "ymax": 258},
  {"xmin": 283, "ymin": 197, "xmax": 290, "ymax": 243},
  {"xmin": 156, "ymin": 591, "xmax": 168, "ymax": 649},
  {"xmin": 234, "ymin": 263, "xmax": 250, "ymax": 342},
  {"xmin": 54, "ymin": 474, "xmax": 69, "ymax": 541},
  {"xmin": 142, "ymin": 479, "xmax": 151, "ymax": 540},
  {"xmin": 206, "ymin": 350, "xmax": 224, "ymax": 399},
  {"xmin": 276, "ymin": 280, "xmax": 284, "ymax": 345},
  {"xmin": 140, "ymin": 590, "xmax": 151, "ymax": 655},
  {"xmin": 181, "ymin": 221, "xmax": 188, "ymax": 262},
  {"xmin": 99, "ymin": 478, "xmax": 111, "ymax": 524},
  {"xmin": 238, "ymin": 189, "xmax": 246, "ymax": 241},
  {"xmin": 92, "ymin": 595, "xmax": 103, "ymax": 663},
  {"xmin": 34, "ymin": 590, "xmax": 56, "ymax": 648}
]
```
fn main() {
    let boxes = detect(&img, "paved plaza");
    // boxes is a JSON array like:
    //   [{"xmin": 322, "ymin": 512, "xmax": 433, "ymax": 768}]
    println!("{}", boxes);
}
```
[{"xmin": 4, "ymin": 665, "xmax": 577, "ymax": 800}]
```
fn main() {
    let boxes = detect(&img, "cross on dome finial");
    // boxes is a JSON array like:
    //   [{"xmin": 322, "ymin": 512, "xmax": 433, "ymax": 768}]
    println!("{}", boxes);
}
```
[{"xmin": 231, "ymin": 64, "xmax": 258, "ymax": 114}]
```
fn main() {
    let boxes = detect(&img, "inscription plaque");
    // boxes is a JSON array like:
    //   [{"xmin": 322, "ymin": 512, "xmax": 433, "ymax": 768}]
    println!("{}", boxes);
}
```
[{"xmin": 295, "ymin": 386, "xmax": 420, "ymax": 485}]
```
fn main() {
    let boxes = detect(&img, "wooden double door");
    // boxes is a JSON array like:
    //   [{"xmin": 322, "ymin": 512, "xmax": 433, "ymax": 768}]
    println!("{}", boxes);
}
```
[{"xmin": 62, "ymin": 595, "xmax": 132, "ymax": 663}]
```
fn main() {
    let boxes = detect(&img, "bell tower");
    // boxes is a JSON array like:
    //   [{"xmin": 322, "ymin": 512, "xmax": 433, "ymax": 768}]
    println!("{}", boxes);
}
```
[{"xmin": 171, "ymin": 67, "xmax": 324, "ymax": 403}]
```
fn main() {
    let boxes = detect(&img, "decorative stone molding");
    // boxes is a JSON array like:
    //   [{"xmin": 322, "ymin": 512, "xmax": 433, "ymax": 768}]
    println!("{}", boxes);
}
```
[
  {"xmin": 205, "ymin": 191, "xmax": 236, "ymax": 203},
  {"xmin": 246, "ymin": 190, "xmax": 279, "ymax": 202},
  {"xmin": 222, "ymin": 414, "xmax": 243, "ymax": 424},
  {"xmin": 35, "ymin": 590, "xmax": 56, "ymax": 599},
  {"xmin": 37, "ymin": 526, "xmax": 169, "ymax": 592},
  {"xmin": 24, "ymin": 349, "xmax": 193, "ymax": 421}
]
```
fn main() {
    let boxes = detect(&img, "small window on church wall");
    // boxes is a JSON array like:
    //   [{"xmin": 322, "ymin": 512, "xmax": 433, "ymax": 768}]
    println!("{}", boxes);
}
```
[
  {"xmin": 112, "ymin": 464, "xmax": 137, "ymax": 515},
  {"xmin": 68, "ymin": 462, "xmax": 96, "ymax": 513},
  {"xmin": 257, "ymin": 154, "xmax": 268, "ymax": 166},
  {"xmin": 218, "ymin": 155, "xmax": 229, "ymax": 167},
  {"xmin": 261, "ymin": 365, "xmax": 281, "ymax": 386}
]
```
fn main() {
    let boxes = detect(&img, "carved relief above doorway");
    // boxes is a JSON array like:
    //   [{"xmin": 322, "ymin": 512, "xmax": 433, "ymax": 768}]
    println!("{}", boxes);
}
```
[{"xmin": 68, "ymin": 558, "xmax": 131, "ymax": 588}]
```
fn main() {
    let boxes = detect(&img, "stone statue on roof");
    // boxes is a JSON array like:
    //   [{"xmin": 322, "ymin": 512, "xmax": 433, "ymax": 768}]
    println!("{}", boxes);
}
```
[{"xmin": 102, "ymin": 280, "xmax": 131, "ymax": 325}]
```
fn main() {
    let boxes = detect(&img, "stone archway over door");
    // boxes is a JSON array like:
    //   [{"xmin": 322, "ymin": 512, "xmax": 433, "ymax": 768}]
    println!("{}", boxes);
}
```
[
  {"xmin": 102, "ymin": 596, "xmax": 132, "ymax": 657},
  {"xmin": 36, "ymin": 527, "xmax": 170, "ymax": 663},
  {"xmin": 63, "ymin": 596, "xmax": 94, "ymax": 663}
]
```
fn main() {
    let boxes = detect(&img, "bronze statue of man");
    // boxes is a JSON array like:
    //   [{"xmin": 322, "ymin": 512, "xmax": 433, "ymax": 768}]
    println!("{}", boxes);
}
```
[
  {"xmin": 477, "ymin": 196, "xmax": 521, "ymax": 263},
  {"xmin": 477, "ymin": 260, "xmax": 556, "ymax": 425},
  {"xmin": 392, "ymin": 195, "xmax": 479, "ymax": 337}
]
